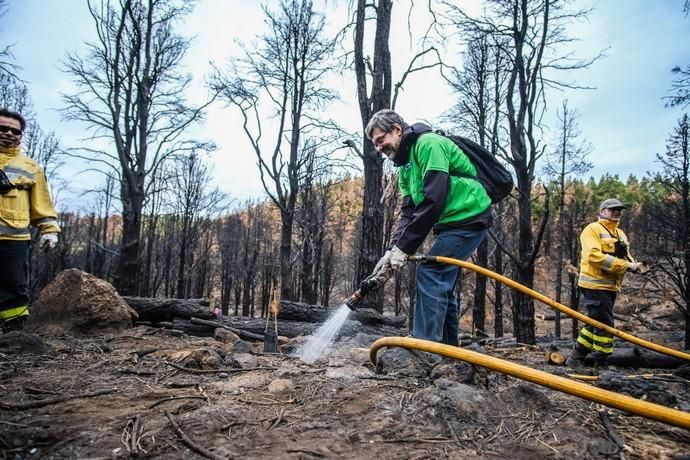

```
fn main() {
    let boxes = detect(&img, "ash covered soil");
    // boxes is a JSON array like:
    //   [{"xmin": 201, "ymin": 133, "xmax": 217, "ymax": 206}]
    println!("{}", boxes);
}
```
[{"xmin": 1, "ymin": 326, "xmax": 689, "ymax": 460}]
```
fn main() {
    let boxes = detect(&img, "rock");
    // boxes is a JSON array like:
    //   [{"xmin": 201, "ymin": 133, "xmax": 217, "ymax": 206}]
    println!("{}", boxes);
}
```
[
  {"xmin": 214, "ymin": 328, "xmax": 240, "ymax": 344},
  {"xmin": 418, "ymin": 379, "xmax": 490, "ymax": 418},
  {"xmin": 429, "ymin": 358, "xmax": 476, "ymax": 384},
  {"xmin": 232, "ymin": 339, "xmax": 255, "ymax": 354},
  {"xmin": 273, "ymin": 364, "xmax": 305, "ymax": 379},
  {"xmin": 281, "ymin": 336, "xmax": 308, "ymax": 356},
  {"xmin": 27, "ymin": 269, "xmax": 137, "ymax": 336},
  {"xmin": 231, "ymin": 352, "xmax": 257, "ymax": 369},
  {"xmin": 597, "ymin": 371, "xmax": 678, "ymax": 407},
  {"xmin": 499, "ymin": 384, "xmax": 552, "ymax": 411},
  {"xmin": 376, "ymin": 348, "xmax": 434, "ymax": 378},
  {"xmin": 267, "ymin": 378, "xmax": 294, "ymax": 394},
  {"xmin": 166, "ymin": 347, "xmax": 223, "ymax": 370},
  {"xmin": 325, "ymin": 364, "xmax": 375, "ymax": 381},
  {"xmin": 0, "ymin": 331, "xmax": 54, "ymax": 355},
  {"xmin": 349, "ymin": 347, "xmax": 370, "ymax": 365}
]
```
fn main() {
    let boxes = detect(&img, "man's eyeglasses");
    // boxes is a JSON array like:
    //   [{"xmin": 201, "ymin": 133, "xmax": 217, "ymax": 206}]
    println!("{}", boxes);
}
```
[
  {"xmin": 0, "ymin": 125, "xmax": 22, "ymax": 136},
  {"xmin": 372, "ymin": 131, "xmax": 389, "ymax": 148}
]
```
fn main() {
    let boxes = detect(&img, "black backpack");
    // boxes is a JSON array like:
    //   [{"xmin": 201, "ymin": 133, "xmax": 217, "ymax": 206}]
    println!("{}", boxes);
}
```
[{"xmin": 438, "ymin": 132, "xmax": 513, "ymax": 204}]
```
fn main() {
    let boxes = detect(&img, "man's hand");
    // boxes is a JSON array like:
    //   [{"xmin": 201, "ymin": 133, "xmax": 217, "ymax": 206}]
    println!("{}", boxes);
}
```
[
  {"xmin": 40, "ymin": 233, "xmax": 58, "ymax": 251},
  {"xmin": 389, "ymin": 246, "xmax": 408, "ymax": 271},
  {"xmin": 628, "ymin": 261, "xmax": 649, "ymax": 274},
  {"xmin": 372, "ymin": 250, "xmax": 392, "ymax": 277}
]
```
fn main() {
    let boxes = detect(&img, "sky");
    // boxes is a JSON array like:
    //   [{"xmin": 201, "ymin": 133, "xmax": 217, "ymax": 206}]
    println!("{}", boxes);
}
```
[{"xmin": 2, "ymin": 0, "xmax": 689, "ymax": 212}]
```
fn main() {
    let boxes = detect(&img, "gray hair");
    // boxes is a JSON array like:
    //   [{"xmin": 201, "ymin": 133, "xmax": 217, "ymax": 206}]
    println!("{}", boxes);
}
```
[{"xmin": 365, "ymin": 109, "xmax": 406, "ymax": 139}]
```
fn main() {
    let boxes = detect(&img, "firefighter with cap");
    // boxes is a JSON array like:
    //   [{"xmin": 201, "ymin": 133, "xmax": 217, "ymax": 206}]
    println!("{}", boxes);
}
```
[
  {"xmin": 0, "ymin": 108, "xmax": 60, "ymax": 332},
  {"xmin": 566, "ymin": 198, "xmax": 646, "ymax": 369}
]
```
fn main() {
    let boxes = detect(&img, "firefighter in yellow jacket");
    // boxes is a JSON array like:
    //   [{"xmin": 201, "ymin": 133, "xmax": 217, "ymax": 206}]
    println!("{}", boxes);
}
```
[
  {"xmin": 0, "ymin": 108, "xmax": 60, "ymax": 332},
  {"xmin": 567, "ymin": 198, "xmax": 646, "ymax": 369}
]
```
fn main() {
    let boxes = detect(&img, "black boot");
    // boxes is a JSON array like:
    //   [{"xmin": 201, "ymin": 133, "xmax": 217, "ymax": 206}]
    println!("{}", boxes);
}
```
[
  {"xmin": 3, "ymin": 316, "xmax": 27, "ymax": 332},
  {"xmin": 592, "ymin": 353, "xmax": 610, "ymax": 370},
  {"xmin": 565, "ymin": 345, "xmax": 589, "ymax": 370}
]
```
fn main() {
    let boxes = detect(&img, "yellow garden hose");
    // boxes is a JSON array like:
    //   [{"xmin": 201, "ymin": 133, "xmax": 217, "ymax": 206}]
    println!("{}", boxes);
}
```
[
  {"xmin": 412, "ymin": 255, "xmax": 690, "ymax": 362},
  {"xmin": 369, "ymin": 336, "xmax": 690, "ymax": 429}
]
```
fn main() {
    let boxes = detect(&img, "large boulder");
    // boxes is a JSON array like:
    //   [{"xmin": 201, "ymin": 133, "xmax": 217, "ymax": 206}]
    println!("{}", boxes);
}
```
[{"xmin": 27, "ymin": 269, "xmax": 137, "ymax": 336}]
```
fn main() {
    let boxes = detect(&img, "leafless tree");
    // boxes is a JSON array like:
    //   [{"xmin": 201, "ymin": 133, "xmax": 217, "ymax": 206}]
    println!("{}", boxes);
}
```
[
  {"xmin": 348, "ymin": 0, "xmax": 443, "ymax": 312},
  {"xmin": 666, "ymin": 65, "xmax": 690, "ymax": 109},
  {"xmin": 84, "ymin": 174, "xmax": 117, "ymax": 279},
  {"xmin": 61, "ymin": 0, "xmax": 215, "ymax": 295},
  {"xmin": 664, "ymin": 1, "xmax": 690, "ymax": 108},
  {"xmin": 211, "ymin": 0, "xmax": 337, "ymax": 301},
  {"xmin": 0, "ymin": 72, "xmax": 30, "ymax": 114},
  {"xmin": 542, "ymin": 100, "xmax": 592, "ymax": 337},
  {"xmin": 218, "ymin": 214, "xmax": 243, "ymax": 316},
  {"xmin": 648, "ymin": 114, "xmax": 690, "ymax": 349},
  {"xmin": 447, "ymin": 0, "xmax": 599, "ymax": 343},
  {"xmin": 0, "ymin": 0, "xmax": 20, "ymax": 81},
  {"xmin": 168, "ymin": 152, "xmax": 226, "ymax": 298},
  {"xmin": 445, "ymin": 32, "xmax": 509, "ymax": 337},
  {"xmin": 295, "ymin": 143, "xmax": 332, "ymax": 304}
]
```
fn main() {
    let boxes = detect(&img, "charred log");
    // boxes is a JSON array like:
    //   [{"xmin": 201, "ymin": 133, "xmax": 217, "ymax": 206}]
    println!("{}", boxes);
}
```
[
  {"xmin": 583, "ymin": 346, "xmax": 686, "ymax": 369},
  {"xmin": 277, "ymin": 301, "xmax": 406, "ymax": 328},
  {"xmin": 122, "ymin": 296, "xmax": 213, "ymax": 322},
  {"xmin": 190, "ymin": 317, "xmax": 270, "ymax": 342}
]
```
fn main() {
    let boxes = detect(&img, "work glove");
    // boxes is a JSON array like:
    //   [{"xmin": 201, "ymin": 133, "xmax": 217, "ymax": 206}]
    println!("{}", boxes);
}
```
[
  {"xmin": 389, "ymin": 246, "xmax": 409, "ymax": 271},
  {"xmin": 628, "ymin": 261, "xmax": 648, "ymax": 274},
  {"xmin": 372, "ymin": 250, "xmax": 392, "ymax": 278},
  {"xmin": 39, "ymin": 233, "xmax": 58, "ymax": 251}
]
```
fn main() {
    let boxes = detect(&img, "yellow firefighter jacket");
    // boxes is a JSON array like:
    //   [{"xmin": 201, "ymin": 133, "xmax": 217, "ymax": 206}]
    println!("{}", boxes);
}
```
[
  {"xmin": 578, "ymin": 218, "xmax": 632, "ymax": 292},
  {"xmin": 0, "ymin": 146, "xmax": 60, "ymax": 241}
]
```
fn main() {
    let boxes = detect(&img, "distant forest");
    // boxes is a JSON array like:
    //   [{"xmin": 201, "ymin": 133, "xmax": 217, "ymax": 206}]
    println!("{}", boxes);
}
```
[{"xmin": 1, "ymin": 0, "xmax": 689, "ymax": 347}]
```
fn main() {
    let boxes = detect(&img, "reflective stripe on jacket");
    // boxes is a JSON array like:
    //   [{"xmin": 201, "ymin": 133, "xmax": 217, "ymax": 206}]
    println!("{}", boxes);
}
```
[
  {"xmin": 577, "ymin": 218, "xmax": 631, "ymax": 292},
  {"xmin": 0, "ymin": 151, "xmax": 60, "ymax": 241}
]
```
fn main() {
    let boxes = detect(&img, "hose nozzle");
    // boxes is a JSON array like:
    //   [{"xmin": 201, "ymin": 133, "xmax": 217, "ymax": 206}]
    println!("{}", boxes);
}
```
[
  {"xmin": 345, "ymin": 290, "xmax": 364, "ymax": 310},
  {"xmin": 344, "ymin": 269, "xmax": 390, "ymax": 310}
]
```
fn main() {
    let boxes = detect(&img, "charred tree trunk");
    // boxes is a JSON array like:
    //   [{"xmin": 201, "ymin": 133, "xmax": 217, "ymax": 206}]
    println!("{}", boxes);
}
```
[
  {"xmin": 117, "ymin": 189, "xmax": 144, "ymax": 296},
  {"xmin": 493, "ymin": 234, "xmax": 504, "ymax": 338},
  {"xmin": 279, "ymin": 199, "xmax": 296, "ymax": 302},
  {"xmin": 512, "ymin": 172, "xmax": 536, "ymax": 344},
  {"xmin": 353, "ymin": 0, "xmax": 393, "ymax": 313},
  {"xmin": 473, "ymin": 239, "xmax": 488, "ymax": 335}
]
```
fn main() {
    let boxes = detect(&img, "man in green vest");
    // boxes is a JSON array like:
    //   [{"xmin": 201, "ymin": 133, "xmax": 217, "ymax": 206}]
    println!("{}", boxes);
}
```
[{"xmin": 366, "ymin": 109, "xmax": 492, "ymax": 346}]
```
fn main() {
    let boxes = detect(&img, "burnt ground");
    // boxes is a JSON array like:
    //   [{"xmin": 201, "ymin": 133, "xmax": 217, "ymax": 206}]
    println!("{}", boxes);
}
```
[{"xmin": 0, "ymin": 322, "xmax": 689, "ymax": 460}]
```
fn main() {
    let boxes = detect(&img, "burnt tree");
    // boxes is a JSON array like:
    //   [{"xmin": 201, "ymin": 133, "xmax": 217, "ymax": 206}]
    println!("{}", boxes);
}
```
[
  {"xmin": 62, "ymin": 0, "xmax": 213, "ymax": 295},
  {"xmin": 211, "ymin": 0, "xmax": 336, "ymax": 301}
]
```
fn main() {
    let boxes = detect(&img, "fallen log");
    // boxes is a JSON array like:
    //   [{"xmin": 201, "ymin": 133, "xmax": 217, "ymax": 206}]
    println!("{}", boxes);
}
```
[
  {"xmin": 536, "ymin": 313, "xmax": 556, "ymax": 321},
  {"xmin": 583, "ymin": 346, "xmax": 686, "ymax": 369},
  {"xmin": 544, "ymin": 344, "xmax": 567, "ymax": 365},
  {"xmin": 190, "ymin": 317, "xmax": 272, "ymax": 343},
  {"xmin": 172, "ymin": 317, "xmax": 215, "ymax": 337},
  {"xmin": 222, "ymin": 315, "xmax": 404, "ymax": 340},
  {"xmin": 224, "ymin": 317, "xmax": 321, "ymax": 338},
  {"xmin": 122, "ymin": 296, "xmax": 214, "ymax": 322},
  {"xmin": 277, "ymin": 301, "xmax": 406, "ymax": 327}
]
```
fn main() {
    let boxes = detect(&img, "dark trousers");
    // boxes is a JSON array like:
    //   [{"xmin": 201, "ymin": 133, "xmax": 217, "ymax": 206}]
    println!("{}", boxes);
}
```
[
  {"xmin": 0, "ymin": 240, "xmax": 30, "ymax": 321},
  {"xmin": 575, "ymin": 287, "xmax": 616, "ymax": 360},
  {"xmin": 413, "ymin": 227, "xmax": 489, "ymax": 346}
]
